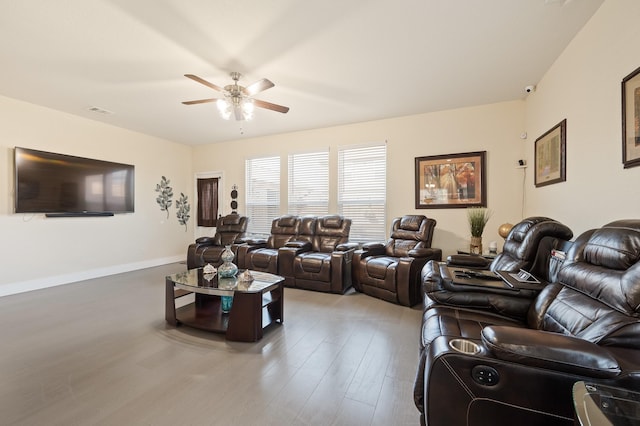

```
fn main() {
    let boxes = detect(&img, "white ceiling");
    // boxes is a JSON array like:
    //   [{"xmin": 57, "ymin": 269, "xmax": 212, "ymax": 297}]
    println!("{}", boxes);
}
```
[{"xmin": 0, "ymin": 0, "xmax": 603, "ymax": 145}]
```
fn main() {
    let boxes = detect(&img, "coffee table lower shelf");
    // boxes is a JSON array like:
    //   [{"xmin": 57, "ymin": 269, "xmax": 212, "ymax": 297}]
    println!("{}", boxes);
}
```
[{"xmin": 166, "ymin": 281, "xmax": 283, "ymax": 342}]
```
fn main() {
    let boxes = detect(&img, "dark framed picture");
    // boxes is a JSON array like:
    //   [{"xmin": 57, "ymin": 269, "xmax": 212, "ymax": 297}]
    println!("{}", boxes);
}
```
[
  {"xmin": 622, "ymin": 66, "xmax": 640, "ymax": 168},
  {"xmin": 414, "ymin": 151, "xmax": 486, "ymax": 209},
  {"xmin": 534, "ymin": 119, "xmax": 566, "ymax": 187}
]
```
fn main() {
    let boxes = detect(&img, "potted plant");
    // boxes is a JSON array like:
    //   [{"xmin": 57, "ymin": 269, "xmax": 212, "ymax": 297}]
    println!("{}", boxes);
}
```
[{"xmin": 467, "ymin": 207, "xmax": 492, "ymax": 254}]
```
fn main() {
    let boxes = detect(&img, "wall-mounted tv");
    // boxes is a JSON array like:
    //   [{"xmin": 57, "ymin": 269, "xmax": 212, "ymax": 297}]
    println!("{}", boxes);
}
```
[{"xmin": 14, "ymin": 147, "xmax": 135, "ymax": 216}]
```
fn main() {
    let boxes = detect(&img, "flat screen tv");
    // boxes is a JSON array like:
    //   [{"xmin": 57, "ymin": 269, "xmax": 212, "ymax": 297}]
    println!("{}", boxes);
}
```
[{"xmin": 14, "ymin": 147, "xmax": 135, "ymax": 216}]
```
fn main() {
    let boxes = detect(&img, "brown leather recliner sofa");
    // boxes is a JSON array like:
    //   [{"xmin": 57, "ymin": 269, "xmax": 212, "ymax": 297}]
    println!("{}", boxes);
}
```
[
  {"xmin": 186, "ymin": 214, "xmax": 248, "ymax": 269},
  {"xmin": 352, "ymin": 215, "xmax": 442, "ymax": 306},
  {"xmin": 415, "ymin": 219, "xmax": 640, "ymax": 426},
  {"xmin": 424, "ymin": 216, "xmax": 574, "ymax": 320},
  {"xmin": 237, "ymin": 214, "xmax": 357, "ymax": 294}
]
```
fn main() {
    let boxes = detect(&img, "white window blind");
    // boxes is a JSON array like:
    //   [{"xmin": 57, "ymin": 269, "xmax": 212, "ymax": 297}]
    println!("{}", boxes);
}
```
[
  {"xmin": 338, "ymin": 143, "xmax": 387, "ymax": 243},
  {"xmin": 245, "ymin": 156, "xmax": 280, "ymax": 235},
  {"xmin": 288, "ymin": 150, "xmax": 329, "ymax": 216}
]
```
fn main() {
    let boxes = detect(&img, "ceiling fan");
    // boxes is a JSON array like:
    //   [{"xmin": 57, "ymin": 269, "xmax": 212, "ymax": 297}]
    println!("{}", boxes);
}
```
[{"xmin": 182, "ymin": 72, "xmax": 289, "ymax": 121}]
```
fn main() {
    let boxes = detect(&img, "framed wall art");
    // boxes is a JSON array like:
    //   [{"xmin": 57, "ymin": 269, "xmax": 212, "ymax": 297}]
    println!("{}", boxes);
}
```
[
  {"xmin": 534, "ymin": 119, "xmax": 566, "ymax": 187},
  {"xmin": 622, "ymin": 65, "xmax": 640, "ymax": 168},
  {"xmin": 414, "ymin": 151, "xmax": 486, "ymax": 209}
]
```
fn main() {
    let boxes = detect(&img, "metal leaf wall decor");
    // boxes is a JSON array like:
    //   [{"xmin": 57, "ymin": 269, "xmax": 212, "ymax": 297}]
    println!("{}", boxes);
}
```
[
  {"xmin": 155, "ymin": 176, "xmax": 191, "ymax": 230},
  {"xmin": 155, "ymin": 176, "xmax": 173, "ymax": 218},
  {"xmin": 176, "ymin": 192, "xmax": 190, "ymax": 232}
]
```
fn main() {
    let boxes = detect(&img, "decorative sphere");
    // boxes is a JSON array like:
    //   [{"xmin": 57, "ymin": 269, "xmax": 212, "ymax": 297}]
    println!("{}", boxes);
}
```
[{"xmin": 498, "ymin": 223, "xmax": 513, "ymax": 239}]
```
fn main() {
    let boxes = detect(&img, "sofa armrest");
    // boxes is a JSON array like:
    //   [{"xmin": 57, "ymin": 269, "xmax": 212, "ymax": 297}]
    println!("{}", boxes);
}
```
[
  {"xmin": 245, "ymin": 238, "xmax": 267, "ymax": 246},
  {"xmin": 285, "ymin": 240, "xmax": 312, "ymax": 251},
  {"xmin": 409, "ymin": 247, "xmax": 443, "ymax": 260},
  {"xmin": 447, "ymin": 254, "xmax": 492, "ymax": 269},
  {"xmin": 188, "ymin": 237, "xmax": 221, "ymax": 269},
  {"xmin": 195, "ymin": 236, "xmax": 217, "ymax": 246},
  {"xmin": 359, "ymin": 242, "xmax": 386, "ymax": 257},
  {"xmin": 363, "ymin": 241, "xmax": 384, "ymax": 249},
  {"xmin": 481, "ymin": 326, "xmax": 621, "ymax": 379},
  {"xmin": 336, "ymin": 242, "xmax": 359, "ymax": 252}
]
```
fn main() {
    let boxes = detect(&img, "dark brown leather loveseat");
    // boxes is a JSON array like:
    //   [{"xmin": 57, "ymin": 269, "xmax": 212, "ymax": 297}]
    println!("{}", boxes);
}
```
[
  {"xmin": 415, "ymin": 219, "xmax": 640, "ymax": 426},
  {"xmin": 238, "ymin": 214, "xmax": 356, "ymax": 294},
  {"xmin": 279, "ymin": 215, "xmax": 357, "ymax": 293}
]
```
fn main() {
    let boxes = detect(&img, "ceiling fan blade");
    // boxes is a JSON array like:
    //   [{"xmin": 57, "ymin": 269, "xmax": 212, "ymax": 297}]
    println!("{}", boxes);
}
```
[
  {"xmin": 243, "ymin": 78, "xmax": 274, "ymax": 96},
  {"xmin": 184, "ymin": 74, "xmax": 224, "ymax": 92},
  {"xmin": 182, "ymin": 98, "xmax": 218, "ymax": 105},
  {"xmin": 253, "ymin": 99, "xmax": 290, "ymax": 114}
]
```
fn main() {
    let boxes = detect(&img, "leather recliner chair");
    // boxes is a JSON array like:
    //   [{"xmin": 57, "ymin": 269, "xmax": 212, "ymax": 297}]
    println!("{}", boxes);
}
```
[
  {"xmin": 186, "ymin": 214, "xmax": 248, "ymax": 269},
  {"xmin": 417, "ymin": 220, "xmax": 640, "ymax": 426},
  {"xmin": 423, "ymin": 216, "xmax": 574, "ymax": 320},
  {"xmin": 236, "ymin": 215, "xmax": 300, "ymax": 274},
  {"xmin": 278, "ymin": 215, "xmax": 357, "ymax": 293},
  {"xmin": 352, "ymin": 215, "xmax": 442, "ymax": 306}
]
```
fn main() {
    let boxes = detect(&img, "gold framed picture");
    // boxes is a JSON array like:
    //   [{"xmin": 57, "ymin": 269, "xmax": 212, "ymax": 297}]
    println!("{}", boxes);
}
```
[
  {"xmin": 535, "ymin": 120, "xmax": 566, "ymax": 187},
  {"xmin": 414, "ymin": 151, "xmax": 486, "ymax": 209},
  {"xmin": 622, "ymin": 66, "xmax": 640, "ymax": 169}
]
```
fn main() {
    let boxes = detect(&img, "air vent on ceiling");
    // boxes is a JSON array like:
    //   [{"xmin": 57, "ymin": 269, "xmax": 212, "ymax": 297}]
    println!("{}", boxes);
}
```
[{"xmin": 88, "ymin": 106, "xmax": 114, "ymax": 115}]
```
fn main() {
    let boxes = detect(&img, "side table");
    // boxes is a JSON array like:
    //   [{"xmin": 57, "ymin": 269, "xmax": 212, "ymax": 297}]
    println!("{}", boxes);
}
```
[
  {"xmin": 456, "ymin": 249, "xmax": 499, "ymax": 259},
  {"xmin": 573, "ymin": 381, "xmax": 640, "ymax": 425}
]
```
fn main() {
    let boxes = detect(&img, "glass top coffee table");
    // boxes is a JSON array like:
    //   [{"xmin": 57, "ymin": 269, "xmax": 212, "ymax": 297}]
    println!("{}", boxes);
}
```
[{"xmin": 165, "ymin": 268, "xmax": 284, "ymax": 342}]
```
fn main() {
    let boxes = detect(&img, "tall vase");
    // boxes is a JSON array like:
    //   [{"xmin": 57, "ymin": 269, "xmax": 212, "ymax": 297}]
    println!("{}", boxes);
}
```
[
  {"xmin": 218, "ymin": 276, "xmax": 237, "ymax": 313},
  {"xmin": 470, "ymin": 236, "xmax": 483, "ymax": 255},
  {"xmin": 218, "ymin": 245, "xmax": 238, "ymax": 278}
]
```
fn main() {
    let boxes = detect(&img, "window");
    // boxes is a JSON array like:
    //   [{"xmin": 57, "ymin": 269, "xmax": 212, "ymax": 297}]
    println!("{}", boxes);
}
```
[
  {"xmin": 245, "ymin": 156, "xmax": 280, "ymax": 235},
  {"xmin": 288, "ymin": 150, "xmax": 329, "ymax": 216},
  {"xmin": 338, "ymin": 143, "xmax": 387, "ymax": 243}
]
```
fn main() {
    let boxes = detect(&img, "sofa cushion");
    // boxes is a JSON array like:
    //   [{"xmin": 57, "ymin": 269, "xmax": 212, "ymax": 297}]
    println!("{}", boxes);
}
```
[
  {"xmin": 220, "ymin": 214, "xmax": 242, "ymax": 225},
  {"xmin": 278, "ymin": 215, "xmax": 298, "ymax": 227},
  {"xmin": 366, "ymin": 257, "xmax": 396, "ymax": 280},
  {"xmin": 267, "ymin": 216, "xmax": 301, "ymax": 249},
  {"xmin": 492, "ymin": 217, "xmax": 573, "ymax": 274},
  {"xmin": 322, "ymin": 215, "xmax": 344, "ymax": 228},
  {"xmin": 312, "ymin": 216, "xmax": 349, "ymax": 252},
  {"xmin": 558, "ymin": 222, "xmax": 640, "ymax": 318},
  {"xmin": 385, "ymin": 215, "xmax": 436, "ymax": 256},
  {"xmin": 294, "ymin": 252, "xmax": 331, "ymax": 281},
  {"xmin": 399, "ymin": 215, "xmax": 424, "ymax": 231},
  {"xmin": 582, "ymin": 221, "xmax": 640, "ymax": 270}
]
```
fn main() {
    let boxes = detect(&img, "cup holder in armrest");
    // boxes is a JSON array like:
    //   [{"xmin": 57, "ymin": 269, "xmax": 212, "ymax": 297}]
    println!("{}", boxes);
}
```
[{"xmin": 449, "ymin": 338, "xmax": 481, "ymax": 355}]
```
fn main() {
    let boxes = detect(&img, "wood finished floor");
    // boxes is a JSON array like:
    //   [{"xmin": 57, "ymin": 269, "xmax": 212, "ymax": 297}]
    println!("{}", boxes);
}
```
[{"xmin": 0, "ymin": 263, "xmax": 422, "ymax": 425}]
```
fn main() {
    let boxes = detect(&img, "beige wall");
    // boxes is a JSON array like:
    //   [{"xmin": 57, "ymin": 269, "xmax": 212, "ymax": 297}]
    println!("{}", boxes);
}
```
[
  {"xmin": 524, "ymin": 0, "xmax": 640, "ymax": 237},
  {"xmin": 193, "ymin": 100, "xmax": 527, "ymax": 257},
  {"xmin": 3, "ymin": 0, "xmax": 635, "ymax": 296},
  {"xmin": 0, "ymin": 96, "xmax": 193, "ymax": 295}
]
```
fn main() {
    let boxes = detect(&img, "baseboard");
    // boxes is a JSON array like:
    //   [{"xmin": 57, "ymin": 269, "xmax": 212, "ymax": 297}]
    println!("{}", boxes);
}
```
[{"xmin": 0, "ymin": 255, "xmax": 185, "ymax": 298}]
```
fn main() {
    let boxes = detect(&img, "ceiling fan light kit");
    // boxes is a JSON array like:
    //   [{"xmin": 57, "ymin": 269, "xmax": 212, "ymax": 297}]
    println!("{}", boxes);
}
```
[{"xmin": 183, "ymin": 72, "xmax": 289, "ymax": 121}]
